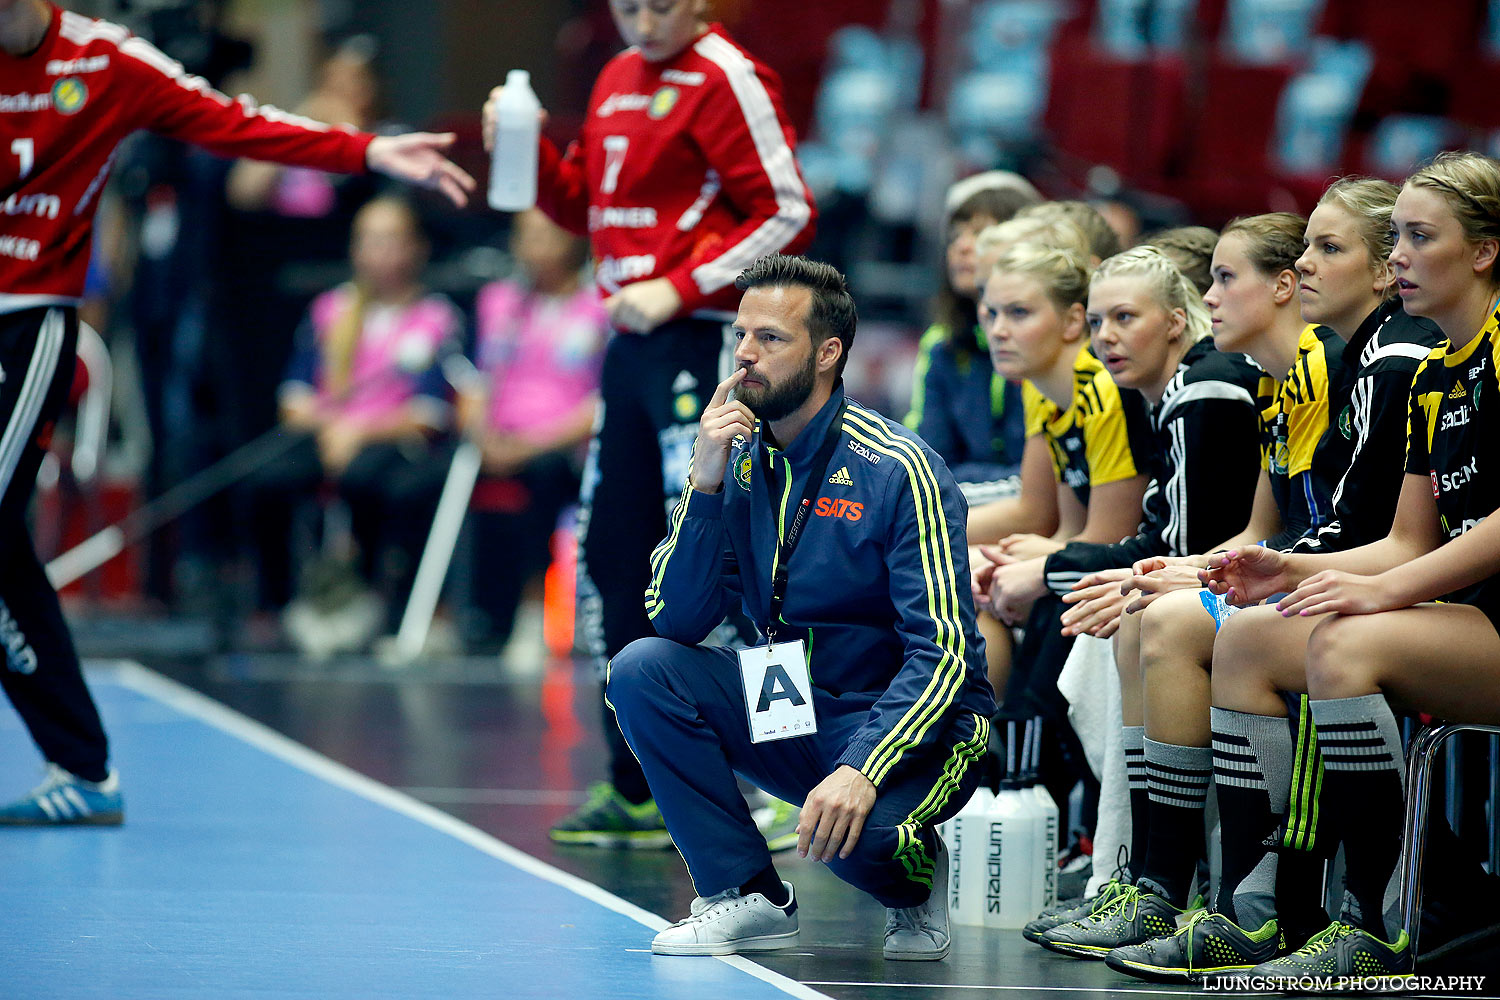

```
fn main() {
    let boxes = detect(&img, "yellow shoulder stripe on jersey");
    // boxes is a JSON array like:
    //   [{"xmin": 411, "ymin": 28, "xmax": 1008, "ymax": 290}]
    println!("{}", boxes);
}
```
[
  {"xmin": 843, "ymin": 407, "xmax": 967, "ymax": 785},
  {"xmin": 1406, "ymin": 348, "xmax": 1446, "ymax": 462},
  {"xmin": 1077, "ymin": 364, "xmax": 1141, "ymax": 485},
  {"xmin": 1283, "ymin": 325, "xmax": 1333, "ymax": 478}
]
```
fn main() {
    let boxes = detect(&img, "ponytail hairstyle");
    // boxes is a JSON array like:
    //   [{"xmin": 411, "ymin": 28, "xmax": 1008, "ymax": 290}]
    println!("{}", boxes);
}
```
[
  {"xmin": 989, "ymin": 241, "xmax": 1092, "ymax": 312},
  {"xmin": 1406, "ymin": 151, "xmax": 1500, "ymax": 287},
  {"xmin": 1090, "ymin": 245, "xmax": 1211, "ymax": 343},
  {"xmin": 324, "ymin": 286, "xmax": 368, "ymax": 400},
  {"xmin": 1317, "ymin": 176, "xmax": 1399, "ymax": 296},
  {"xmin": 326, "ymin": 197, "xmax": 427, "ymax": 397},
  {"xmin": 1220, "ymin": 212, "xmax": 1307, "ymax": 280},
  {"xmin": 1140, "ymin": 226, "xmax": 1218, "ymax": 296}
]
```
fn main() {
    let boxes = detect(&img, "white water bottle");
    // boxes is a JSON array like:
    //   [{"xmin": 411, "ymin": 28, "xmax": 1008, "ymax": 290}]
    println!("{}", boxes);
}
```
[
  {"xmin": 950, "ymin": 786, "xmax": 996, "ymax": 927},
  {"xmin": 985, "ymin": 783, "xmax": 1036, "ymax": 929},
  {"xmin": 980, "ymin": 721, "xmax": 1037, "ymax": 929},
  {"xmin": 488, "ymin": 69, "xmax": 540, "ymax": 212},
  {"xmin": 1028, "ymin": 717, "xmax": 1060, "ymax": 910}
]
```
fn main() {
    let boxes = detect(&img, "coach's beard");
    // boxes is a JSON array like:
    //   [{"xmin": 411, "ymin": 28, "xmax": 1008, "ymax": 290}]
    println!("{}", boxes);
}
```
[{"xmin": 738, "ymin": 353, "xmax": 818, "ymax": 423}]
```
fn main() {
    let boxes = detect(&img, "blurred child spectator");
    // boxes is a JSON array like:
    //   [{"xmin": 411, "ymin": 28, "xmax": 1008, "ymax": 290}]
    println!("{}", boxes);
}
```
[
  {"xmin": 225, "ymin": 36, "xmax": 383, "ymax": 217},
  {"xmin": 458, "ymin": 210, "xmax": 607, "ymax": 652},
  {"xmin": 246, "ymin": 197, "xmax": 460, "ymax": 642}
]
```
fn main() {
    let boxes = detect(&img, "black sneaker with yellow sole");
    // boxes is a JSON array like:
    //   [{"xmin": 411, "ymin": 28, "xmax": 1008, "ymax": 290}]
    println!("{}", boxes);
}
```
[
  {"xmin": 1246, "ymin": 921, "xmax": 1414, "ymax": 993},
  {"xmin": 549, "ymin": 781, "xmax": 673, "ymax": 848},
  {"xmin": 1039, "ymin": 885, "xmax": 1187, "ymax": 959},
  {"xmin": 1106, "ymin": 910, "xmax": 1283, "ymax": 984}
]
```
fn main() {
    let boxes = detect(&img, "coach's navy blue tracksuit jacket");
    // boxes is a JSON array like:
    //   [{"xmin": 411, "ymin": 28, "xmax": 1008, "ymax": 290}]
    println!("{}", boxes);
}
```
[{"xmin": 610, "ymin": 385, "xmax": 996, "ymax": 903}]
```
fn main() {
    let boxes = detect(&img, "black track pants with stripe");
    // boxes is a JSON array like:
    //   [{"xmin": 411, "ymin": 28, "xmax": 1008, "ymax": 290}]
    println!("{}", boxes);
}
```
[
  {"xmin": 0, "ymin": 307, "xmax": 107, "ymax": 782},
  {"xmin": 576, "ymin": 319, "xmax": 732, "ymax": 803}
]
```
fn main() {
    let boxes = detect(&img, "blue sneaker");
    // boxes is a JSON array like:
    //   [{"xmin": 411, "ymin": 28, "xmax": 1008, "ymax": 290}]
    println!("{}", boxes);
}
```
[{"xmin": 0, "ymin": 765, "xmax": 123, "ymax": 826}]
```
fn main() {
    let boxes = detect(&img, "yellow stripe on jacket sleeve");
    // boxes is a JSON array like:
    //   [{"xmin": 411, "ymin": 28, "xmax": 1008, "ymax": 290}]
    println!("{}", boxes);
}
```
[
  {"xmin": 644, "ymin": 483, "xmax": 694, "ymax": 618},
  {"xmin": 904, "ymin": 323, "xmax": 947, "ymax": 431},
  {"xmin": 844, "ymin": 409, "xmax": 967, "ymax": 785}
]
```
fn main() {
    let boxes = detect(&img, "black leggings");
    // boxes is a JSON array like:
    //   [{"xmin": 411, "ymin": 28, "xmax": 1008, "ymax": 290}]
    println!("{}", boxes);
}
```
[
  {"xmin": 245, "ymin": 431, "xmax": 445, "ymax": 613},
  {"xmin": 467, "ymin": 453, "xmax": 580, "ymax": 648},
  {"xmin": 576, "ymin": 319, "xmax": 732, "ymax": 802},
  {"xmin": 0, "ymin": 307, "xmax": 108, "ymax": 782}
]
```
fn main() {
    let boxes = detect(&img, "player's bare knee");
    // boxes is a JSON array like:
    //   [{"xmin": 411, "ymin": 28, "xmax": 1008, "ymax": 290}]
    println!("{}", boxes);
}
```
[
  {"xmin": 1138, "ymin": 590, "xmax": 1202, "ymax": 677},
  {"xmin": 1304, "ymin": 616, "xmax": 1374, "ymax": 697}
]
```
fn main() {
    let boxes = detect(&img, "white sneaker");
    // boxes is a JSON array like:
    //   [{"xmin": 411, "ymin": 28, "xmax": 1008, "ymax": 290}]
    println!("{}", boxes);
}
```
[
  {"xmin": 651, "ymin": 882, "xmax": 799, "ymax": 956},
  {"xmin": 884, "ymin": 835, "xmax": 951, "ymax": 961}
]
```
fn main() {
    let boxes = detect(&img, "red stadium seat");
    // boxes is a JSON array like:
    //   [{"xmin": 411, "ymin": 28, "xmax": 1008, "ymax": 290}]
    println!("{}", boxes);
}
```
[
  {"xmin": 1045, "ymin": 43, "xmax": 1188, "ymax": 188},
  {"xmin": 1319, "ymin": 0, "xmax": 1483, "ymax": 115},
  {"xmin": 1180, "ymin": 59, "xmax": 1297, "ymax": 218}
]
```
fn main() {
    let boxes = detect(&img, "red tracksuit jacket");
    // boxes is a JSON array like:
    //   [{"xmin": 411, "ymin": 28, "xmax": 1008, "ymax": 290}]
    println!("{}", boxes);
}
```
[
  {"xmin": 0, "ymin": 3, "xmax": 373, "ymax": 309},
  {"xmin": 536, "ymin": 23, "xmax": 815, "ymax": 319}
]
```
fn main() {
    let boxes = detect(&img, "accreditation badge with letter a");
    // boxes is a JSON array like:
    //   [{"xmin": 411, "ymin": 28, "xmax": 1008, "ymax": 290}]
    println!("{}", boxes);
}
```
[{"xmin": 739, "ymin": 640, "xmax": 816, "ymax": 743}]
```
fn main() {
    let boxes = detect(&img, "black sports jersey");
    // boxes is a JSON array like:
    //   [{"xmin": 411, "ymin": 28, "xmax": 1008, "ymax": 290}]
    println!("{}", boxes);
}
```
[
  {"xmin": 1294, "ymin": 300, "xmax": 1444, "ymax": 553},
  {"xmin": 1043, "ymin": 339, "xmax": 1263, "ymax": 593},
  {"xmin": 1405, "ymin": 305, "xmax": 1500, "ymax": 621},
  {"xmin": 1021, "ymin": 344, "xmax": 1155, "ymax": 509},
  {"xmin": 1260, "ymin": 323, "xmax": 1351, "ymax": 550}
]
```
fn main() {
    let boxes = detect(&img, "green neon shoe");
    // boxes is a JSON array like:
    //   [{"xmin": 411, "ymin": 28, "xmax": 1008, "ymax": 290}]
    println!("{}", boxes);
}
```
[
  {"xmin": 549, "ymin": 782, "xmax": 673, "ymax": 849},
  {"xmin": 752, "ymin": 796, "xmax": 801, "ymax": 853},
  {"xmin": 1248, "ymin": 920, "xmax": 1414, "ymax": 991},
  {"xmin": 1039, "ymin": 884, "xmax": 1187, "ymax": 958},
  {"xmin": 1106, "ymin": 909, "xmax": 1283, "ymax": 983}
]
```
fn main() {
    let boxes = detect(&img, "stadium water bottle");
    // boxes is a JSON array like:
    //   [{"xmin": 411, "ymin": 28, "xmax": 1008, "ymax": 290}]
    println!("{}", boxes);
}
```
[
  {"xmin": 983, "ymin": 721, "xmax": 1036, "ymax": 929},
  {"xmin": 949, "ymin": 785, "xmax": 995, "ymax": 927},
  {"xmin": 488, "ymin": 69, "xmax": 540, "ymax": 212},
  {"xmin": 1024, "ymin": 717, "xmax": 1059, "ymax": 911}
]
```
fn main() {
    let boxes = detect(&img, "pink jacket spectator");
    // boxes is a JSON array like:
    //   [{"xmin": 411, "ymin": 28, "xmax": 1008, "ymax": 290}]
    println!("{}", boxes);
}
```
[
  {"xmin": 280, "ymin": 284, "xmax": 463, "ymax": 431},
  {"xmin": 474, "ymin": 281, "xmax": 609, "ymax": 438}
]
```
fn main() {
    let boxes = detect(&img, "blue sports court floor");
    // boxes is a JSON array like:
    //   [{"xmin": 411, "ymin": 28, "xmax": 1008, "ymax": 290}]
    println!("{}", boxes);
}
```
[
  {"xmin": 0, "ymin": 663, "xmax": 822, "ymax": 1000},
  {"xmin": 2, "ymin": 655, "xmax": 1493, "ymax": 999}
]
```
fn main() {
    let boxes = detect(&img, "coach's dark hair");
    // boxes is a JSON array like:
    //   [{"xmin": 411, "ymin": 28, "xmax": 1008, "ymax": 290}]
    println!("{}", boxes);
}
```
[{"xmin": 736, "ymin": 254, "xmax": 858, "ymax": 377}]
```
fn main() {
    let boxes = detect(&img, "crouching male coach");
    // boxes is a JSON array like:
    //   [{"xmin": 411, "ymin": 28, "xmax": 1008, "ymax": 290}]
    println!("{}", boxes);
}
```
[{"xmin": 607, "ymin": 254, "xmax": 997, "ymax": 961}]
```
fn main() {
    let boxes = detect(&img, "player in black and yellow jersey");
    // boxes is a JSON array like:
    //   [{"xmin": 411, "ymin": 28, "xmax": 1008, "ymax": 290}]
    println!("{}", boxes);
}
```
[
  {"xmin": 967, "ymin": 243, "xmax": 1153, "ymax": 632},
  {"xmin": 1030, "ymin": 214, "xmax": 1351, "ymax": 959},
  {"xmin": 1200, "ymin": 151, "xmax": 1500, "ymax": 987},
  {"xmin": 1097, "ymin": 184, "xmax": 1446, "ymax": 982},
  {"xmin": 966, "ymin": 241, "xmax": 1152, "ymax": 820},
  {"xmin": 965, "ymin": 248, "xmax": 1153, "ymax": 560}
]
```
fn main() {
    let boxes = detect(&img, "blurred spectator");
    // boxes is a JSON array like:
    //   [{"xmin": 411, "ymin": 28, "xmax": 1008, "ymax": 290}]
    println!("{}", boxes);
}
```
[
  {"xmin": 458, "ymin": 210, "xmax": 607, "ymax": 652},
  {"xmin": 225, "ymin": 37, "xmax": 383, "ymax": 216},
  {"xmin": 905, "ymin": 172, "xmax": 1038, "ymax": 499},
  {"xmin": 212, "ymin": 38, "xmax": 389, "ymax": 522},
  {"xmin": 244, "ymin": 198, "xmax": 461, "ymax": 641},
  {"xmin": 1091, "ymin": 198, "xmax": 1142, "ymax": 250},
  {"xmin": 1017, "ymin": 200, "xmax": 1124, "ymax": 264}
]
